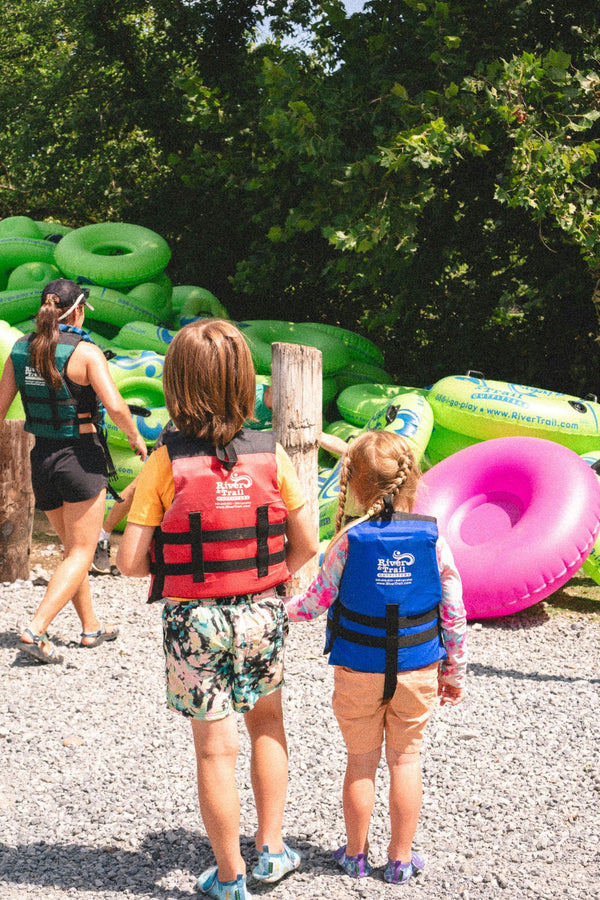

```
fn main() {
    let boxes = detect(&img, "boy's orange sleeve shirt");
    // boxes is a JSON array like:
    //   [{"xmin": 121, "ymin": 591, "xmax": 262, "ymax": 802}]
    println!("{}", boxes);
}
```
[{"xmin": 127, "ymin": 441, "xmax": 305, "ymax": 528}]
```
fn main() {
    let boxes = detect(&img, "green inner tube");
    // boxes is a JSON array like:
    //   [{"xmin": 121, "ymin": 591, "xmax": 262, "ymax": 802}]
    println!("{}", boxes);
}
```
[
  {"xmin": 54, "ymin": 222, "xmax": 171, "ymax": 289},
  {"xmin": 0, "ymin": 289, "xmax": 44, "ymax": 325},
  {"xmin": 0, "ymin": 238, "xmax": 56, "ymax": 276},
  {"xmin": 86, "ymin": 286, "xmax": 164, "ymax": 328},
  {"xmin": 337, "ymin": 383, "xmax": 427, "ymax": 427},
  {"xmin": 236, "ymin": 320, "xmax": 352, "ymax": 377},
  {"xmin": 0, "ymin": 216, "xmax": 43, "ymax": 239}
]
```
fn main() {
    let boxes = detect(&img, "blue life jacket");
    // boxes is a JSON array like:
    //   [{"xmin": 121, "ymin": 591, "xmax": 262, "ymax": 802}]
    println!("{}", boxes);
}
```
[{"xmin": 326, "ymin": 512, "xmax": 447, "ymax": 698}]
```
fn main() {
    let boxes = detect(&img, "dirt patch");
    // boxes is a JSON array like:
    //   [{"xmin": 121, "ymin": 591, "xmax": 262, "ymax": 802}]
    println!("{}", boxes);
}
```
[{"xmin": 30, "ymin": 508, "xmax": 123, "ymax": 575}]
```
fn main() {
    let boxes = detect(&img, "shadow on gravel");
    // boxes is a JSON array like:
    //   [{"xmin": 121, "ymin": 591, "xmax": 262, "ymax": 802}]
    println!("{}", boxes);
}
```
[
  {"xmin": 468, "ymin": 661, "xmax": 600, "ymax": 685},
  {"xmin": 1, "ymin": 630, "xmax": 73, "ymax": 668},
  {"xmin": 0, "ymin": 830, "xmax": 208, "ymax": 897},
  {"xmin": 0, "ymin": 630, "xmax": 25, "ymax": 651},
  {"xmin": 0, "ymin": 833, "xmax": 334, "ymax": 896}
]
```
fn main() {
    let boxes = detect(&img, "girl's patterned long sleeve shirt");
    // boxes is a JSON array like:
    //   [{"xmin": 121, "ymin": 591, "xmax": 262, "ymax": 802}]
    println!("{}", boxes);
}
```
[{"xmin": 285, "ymin": 532, "xmax": 467, "ymax": 689}]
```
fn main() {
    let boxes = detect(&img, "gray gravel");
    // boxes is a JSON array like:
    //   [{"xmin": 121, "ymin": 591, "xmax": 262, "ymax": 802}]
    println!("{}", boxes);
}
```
[{"xmin": 1, "ymin": 564, "xmax": 600, "ymax": 900}]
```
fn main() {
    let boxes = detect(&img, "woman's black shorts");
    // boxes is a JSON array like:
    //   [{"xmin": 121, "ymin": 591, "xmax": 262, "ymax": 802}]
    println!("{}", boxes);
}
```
[{"xmin": 31, "ymin": 434, "xmax": 108, "ymax": 511}]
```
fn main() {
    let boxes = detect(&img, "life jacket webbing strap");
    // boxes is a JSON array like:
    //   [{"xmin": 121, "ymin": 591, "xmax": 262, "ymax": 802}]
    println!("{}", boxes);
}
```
[
  {"xmin": 24, "ymin": 412, "xmax": 94, "ymax": 428},
  {"xmin": 336, "ymin": 604, "xmax": 438, "ymax": 630},
  {"xmin": 48, "ymin": 387, "xmax": 61, "ymax": 431},
  {"xmin": 149, "ymin": 522, "xmax": 286, "ymax": 545},
  {"xmin": 190, "ymin": 512, "xmax": 205, "ymax": 583},
  {"xmin": 325, "ymin": 600, "xmax": 343, "ymax": 656},
  {"xmin": 149, "ymin": 527, "xmax": 167, "ymax": 602},
  {"xmin": 256, "ymin": 505, "xmax": 269, "ymax": 577},
  {"xmin": 216, "ymin": 442, "xmax": 238, "ymax": 471},
  {"xmin": 384, "ymin": 603, "xmax": 400, "ymax": 700},
  {"xmin": 22, "ymin": 393, "xmax": 100, "ymax": 431},
  {"xmin": 94, "ymin": 424, "xmax": 122, "ymax": 503},
  {"xmin": 22, "ymin": 395, "xmax": 76, "ymax": 408},
  {"xmin": 150, "ymin": 549, "xmax": 287, "ymax": 578},
  {"xmin": 329, "ymin": 619, "xmax": 440, "ymax": 652}
]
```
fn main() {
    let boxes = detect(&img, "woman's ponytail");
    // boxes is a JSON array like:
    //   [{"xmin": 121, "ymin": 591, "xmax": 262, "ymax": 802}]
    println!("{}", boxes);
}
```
[{"xmin": 29, "ymin": 299, "xmax": 62, "ymax": 390}]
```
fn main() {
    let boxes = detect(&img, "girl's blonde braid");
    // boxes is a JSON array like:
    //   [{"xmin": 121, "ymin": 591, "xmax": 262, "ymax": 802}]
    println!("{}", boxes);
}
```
[
  {"xmin": 366, "ymin": 450, "xmax": 413, "ymax": 520},
  {"xmin": 334, "ymin": 454, "xmax": 353, "ymax": 533}
]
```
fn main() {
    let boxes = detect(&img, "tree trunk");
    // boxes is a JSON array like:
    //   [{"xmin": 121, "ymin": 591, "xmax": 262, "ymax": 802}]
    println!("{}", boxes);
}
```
[
  {"xmin": 272, "ymin": 342, "xmax": 322, "ymax": 592},
  {"xmin": 0, "ymin": 421, "xmax": 34, "ymax": 582}
]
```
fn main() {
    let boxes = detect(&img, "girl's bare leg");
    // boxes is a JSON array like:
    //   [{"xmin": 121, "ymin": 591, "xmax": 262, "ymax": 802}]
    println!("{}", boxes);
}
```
[
  {"xmin": 386, "ymin": 746, "xmax": 423, "ymax": 862},
  {"xmin": 191, "ymin": 716, "xmax": 245, "ymax": 882},
  {"xmin": 244, "ymin": 688, "xmax": 288, "ymax": 853},
  {"xmin": 341, "ymin": 746, "xmax": 381, "ymax": 856}
]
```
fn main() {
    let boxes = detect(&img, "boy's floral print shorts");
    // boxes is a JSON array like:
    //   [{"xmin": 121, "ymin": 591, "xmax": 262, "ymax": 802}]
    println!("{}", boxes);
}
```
[{"xmin": 162, "ymin": 593, "xmax": 288, "ymax": 720}]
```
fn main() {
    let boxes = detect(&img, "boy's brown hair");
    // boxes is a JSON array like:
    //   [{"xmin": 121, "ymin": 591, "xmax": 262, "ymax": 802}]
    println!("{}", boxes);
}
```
[{"xmin": 163, "ymin": 319, "xmax": 256, "ymax": 445}]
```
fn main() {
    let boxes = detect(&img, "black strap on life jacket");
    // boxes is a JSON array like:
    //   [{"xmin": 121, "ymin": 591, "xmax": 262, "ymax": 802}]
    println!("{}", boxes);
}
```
[
  {"xmin": 148, "ymin": 504, "xmax": 287, "ymax": 602},
  {"xmin": 385, "ymin": 603, "xmax": 400, "ymax": 701},
  {"xmin": 382, "ymin": 493, "xmax": 395, "ymax": 520},
  {"xmin": 94, "ymin": 425, "xmax": 124, "ymax": 503},
  {"xmin": 325, "ymin": 603, "xmax": 440, "ymax": 700},
  {"xmin": 215, "ymin": 442, "xmax": 238, "ymax": 471},
  {"xmin": 20, "ymin": 392, "xmax": 98, "ymax": 433}
]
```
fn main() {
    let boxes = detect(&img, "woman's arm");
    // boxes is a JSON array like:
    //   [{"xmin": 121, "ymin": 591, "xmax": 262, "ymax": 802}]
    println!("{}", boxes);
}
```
[
  {"xmin": 83, "ymin": 344, "xmax": 147, "ymax": 459},
  {"xmin": 0, "ymin": 358, "xmax": 18, "ymax": 421}
]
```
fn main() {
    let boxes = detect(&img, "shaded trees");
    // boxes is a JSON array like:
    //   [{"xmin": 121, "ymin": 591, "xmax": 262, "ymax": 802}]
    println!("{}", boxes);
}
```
[
  {"xmin": 2, "ymin": 1, "xmax": 600, "ymax": 392},
  {"xmin": 211, "ymin": 1, "xmax": 600, "ymax": 390}
]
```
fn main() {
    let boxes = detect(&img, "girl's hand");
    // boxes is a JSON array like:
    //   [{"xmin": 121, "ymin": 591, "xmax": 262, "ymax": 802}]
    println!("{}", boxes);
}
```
[{"xmin": 438, "ymin": 682, "xmax": 465, "ymax": 706}]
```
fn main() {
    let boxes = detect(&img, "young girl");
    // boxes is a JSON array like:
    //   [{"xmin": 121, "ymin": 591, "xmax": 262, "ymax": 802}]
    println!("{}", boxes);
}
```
[
  {"xmin": 116, "ymin": 319, "xmax": 317, "ymax": 900},
  {"xmin": 285, "ymin": 430, "xmax": 467, "ymax": 885}
]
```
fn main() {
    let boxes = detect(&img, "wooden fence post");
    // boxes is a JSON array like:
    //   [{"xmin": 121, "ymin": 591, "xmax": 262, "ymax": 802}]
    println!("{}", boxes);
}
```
[
  {"xmin": 0, "ymin": 420, "xmax": 35, "ymax": 582},
  {"xmin": 271, "ymin": 342, "xmax": 322, "ymax": 592}
]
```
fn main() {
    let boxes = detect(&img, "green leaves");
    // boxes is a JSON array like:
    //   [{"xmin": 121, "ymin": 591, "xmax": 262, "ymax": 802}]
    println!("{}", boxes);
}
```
[
  {"xmin": 477, "ymin": 49, "xmax": 600, "ymax": 270},
  {"xmin": 3, "ymin": 1, "xmax": 600, "ymax": 392}
]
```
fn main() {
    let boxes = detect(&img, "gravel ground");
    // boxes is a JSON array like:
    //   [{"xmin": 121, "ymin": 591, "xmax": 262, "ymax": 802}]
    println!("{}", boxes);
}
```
[{"xmin": 1, "ymin": 560, "xmax": 600, "ymax": 900}]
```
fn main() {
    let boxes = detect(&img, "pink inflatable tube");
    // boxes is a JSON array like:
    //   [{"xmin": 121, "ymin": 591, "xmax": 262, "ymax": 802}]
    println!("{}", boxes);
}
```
[{"xmin": 415, "ymin": 436, "xmax": 600, "ymax": 619}]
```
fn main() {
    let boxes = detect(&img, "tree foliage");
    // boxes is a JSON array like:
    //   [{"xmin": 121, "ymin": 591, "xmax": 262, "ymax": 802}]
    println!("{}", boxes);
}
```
[
  {"xmin": 207, "ymin": 0, "xmax": 600, "ymax": 391},
  {"xmin": 2, "ymin": 1, "xmax": 600, "ymax": 393}
]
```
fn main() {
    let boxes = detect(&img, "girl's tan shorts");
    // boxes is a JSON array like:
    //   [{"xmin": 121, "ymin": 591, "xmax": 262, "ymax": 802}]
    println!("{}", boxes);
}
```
[{"xmin": 332, "ymin": 662, "xmax": 439, "ymax": 755}]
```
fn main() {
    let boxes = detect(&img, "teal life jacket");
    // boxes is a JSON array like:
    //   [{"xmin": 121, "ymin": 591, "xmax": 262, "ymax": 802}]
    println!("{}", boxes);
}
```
[
  {"xmin": 11, "ymin": 332, "xmax": 101, "ymax": 439},
  {"xmin": 326, "ymin": 512, "xmax": 446, "ymax": 699}
]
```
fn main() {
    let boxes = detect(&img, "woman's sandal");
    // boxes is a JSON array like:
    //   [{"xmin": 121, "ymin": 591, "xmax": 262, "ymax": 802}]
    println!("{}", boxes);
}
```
[
  {"xmin": 80, "ymin": 624, "xmax": 119, "ymax": 648},
  {"xmin": 18, "ymin": 628, "xmax": 64, "ymax": 665}
]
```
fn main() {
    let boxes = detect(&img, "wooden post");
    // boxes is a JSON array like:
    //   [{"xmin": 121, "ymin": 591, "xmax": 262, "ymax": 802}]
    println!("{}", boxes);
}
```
[
  {"xmin": 0, "ymin": 421, "xmax": 35, "ymax": 582},
  {"xmin": 272, "ymin": 342, "xmax": 322, "ymax": 592}
]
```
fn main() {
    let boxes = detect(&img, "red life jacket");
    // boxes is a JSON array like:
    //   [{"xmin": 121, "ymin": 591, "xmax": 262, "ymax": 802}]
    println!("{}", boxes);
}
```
[{"xmin": 149, "ymin": 429, "xmax": 290, "ymax": 601}]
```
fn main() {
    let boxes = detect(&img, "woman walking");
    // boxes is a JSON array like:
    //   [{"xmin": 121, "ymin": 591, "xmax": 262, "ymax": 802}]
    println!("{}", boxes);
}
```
[{"xmin": 0, "ymin": 278, "xmax": 147, "ymax": 664}]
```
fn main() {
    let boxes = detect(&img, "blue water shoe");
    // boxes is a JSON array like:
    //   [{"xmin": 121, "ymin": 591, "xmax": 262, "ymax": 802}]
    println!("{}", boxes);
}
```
[
  {"xmin": 196, "ymin": 866, "xmax": 252, "ymax": 899},
  {"xmin": 252, "ymin": 843, "xmax": 300, "ymax": 883}
]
